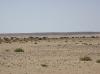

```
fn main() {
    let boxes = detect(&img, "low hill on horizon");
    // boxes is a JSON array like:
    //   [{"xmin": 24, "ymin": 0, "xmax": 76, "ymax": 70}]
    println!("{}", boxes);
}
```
[{"xmin": 0, "ymin": 32, "xmax": 100, "ymax": 38}]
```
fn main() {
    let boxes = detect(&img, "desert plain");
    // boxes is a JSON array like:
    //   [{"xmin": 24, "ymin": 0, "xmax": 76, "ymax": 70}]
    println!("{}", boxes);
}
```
[{"xmin": 0, "ymin": 33, "xmax": 100, "ymax": 74}]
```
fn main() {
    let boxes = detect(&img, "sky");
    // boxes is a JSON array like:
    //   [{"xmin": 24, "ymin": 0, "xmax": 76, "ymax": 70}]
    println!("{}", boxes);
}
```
[{"xmin": 0, "ymin": 0, "xmax": 100, "ymax": 33}]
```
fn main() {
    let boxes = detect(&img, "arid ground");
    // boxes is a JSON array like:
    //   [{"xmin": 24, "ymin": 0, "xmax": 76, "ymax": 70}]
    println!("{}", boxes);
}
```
[{"xmin": 0, "ymin": 35, "xmax": 100, "ymax": 74}]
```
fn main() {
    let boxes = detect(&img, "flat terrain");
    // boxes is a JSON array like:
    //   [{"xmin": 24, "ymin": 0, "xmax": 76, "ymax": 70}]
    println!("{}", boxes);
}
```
[{"xmin": 0, "ymin": 36, "xmax": 100, "ymax": 74}]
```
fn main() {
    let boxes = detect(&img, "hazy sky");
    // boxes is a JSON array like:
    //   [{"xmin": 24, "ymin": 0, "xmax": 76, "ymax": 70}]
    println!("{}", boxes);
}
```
[{"xmin": 0, "ymin": 0, "xmax": 100, "ymax": 33}]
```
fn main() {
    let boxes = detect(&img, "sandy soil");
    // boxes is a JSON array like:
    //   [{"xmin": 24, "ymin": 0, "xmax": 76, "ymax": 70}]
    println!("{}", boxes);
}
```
[{"xmin": 0, "ymin": 37, "xmax": 100, "ymax": 74}]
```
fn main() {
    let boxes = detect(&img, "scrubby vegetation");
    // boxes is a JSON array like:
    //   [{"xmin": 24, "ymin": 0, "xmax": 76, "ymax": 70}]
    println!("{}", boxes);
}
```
[
  {"xmin": 0, "ymin": 35, "xmax": 99, "ymax": 44},
  {"xmin": 14, "ymin": 48, "xmax": 24, "ymax": 52},
  {"xmin": 5, "ymin": 49, "xmax": 10, "ymax": 52},
  {"xmin": 34, "ymin": 42, "xmax": 38, "ymax": 44},
  {"xmin": 80, "ymin": 56, "xmax": 92, "ymax": 61},
  {"xmin": 41, "ymin": 64, "xmax": 48, "ymax": 67},
  {"xmin": 96, "ymin": 59, "xmax": 100, "ymax": 63}
]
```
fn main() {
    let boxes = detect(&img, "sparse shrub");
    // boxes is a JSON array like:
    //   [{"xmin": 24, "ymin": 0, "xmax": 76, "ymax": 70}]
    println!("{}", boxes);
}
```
[
  {"xmin": 0, "ymin": 37, "xmax": 2, "ymax": 44},
  {"xmin": 23, "ymin": 38, "xmax": 28, "ymax": 42},
  {"xmin": 91, "ymin": 36, "xmax": 95, "ymax": 38},
  {"xmin": 3, "ymin": 37, "xmax": 11, "ymax": 43},
  {"xmin": 58, "ymin": 44, "xmax": 61, "ymax": 46},
  {"xmin": 96, "ymin": 59, "xmax": 100, "ymax": 63},
  {"xmin": 80, "ymin": 56, "xmax": 92, "ymax": 61},
  {"xmin": 89, "ymin": 44, "xmax": 92, "ymax": 45},
  {"xmin": 10, "ymin": 37, "xmax": 17, "ymax": 42},
  {"xmin": 14, "ymin": 48, "xmax": 24, "ymax": 52},
  {"xmin": 79, "ymin": 41, "xmax": 82, "ymax": 42},
  {"xmin": 3, "ymin": 37, "xmax": 9, "ymax": 41},
  {"xmin": 48, "ymin": 40, "xmax": 50, "ymax": 42},
  {"xmin": 98, "ymin": 43, "xmax": 100, "ymax": 45},
  {"xmin": 34, "ymin": 37, "xmax": 39, "ymax": 40},
  {"xmin": 82, "ymin": 43, "xmax": 88, "ymax": 45},
  {"xmin": 60, "ymin": 37, "xmax": 68, "ymax": 39},
  {"xmin": 13, "ymin": 37, "xmax": 19, "ymax": 42},
  {"xmin": 65, "ymin": 40, "xmax": 67, "ymax": 42},
  {"xmin": 0, "ymin": 41, "xmax": 1, "ymax": 44},
  {"xmin": 38, "ymin": 38, "xmax": 42, "ymax": 40},
  {"xmin": 19, "ymin": 38, "xmax": 24, "ymax": 42},
  {"xmin": 41, "ymin": 64, "xmax": 48, "ymax": 67},
  {"xmin": 82, "ymin": 36, "xmax": 86, "ymax": 38},
  {"xmin": 28, "ymin": 37, "xmax": 34, "ymax": 42},
  {"xmin": 42, "ymin": 37, "xmax": 48, "ymax": 40},
  {"xmin": 10, "ymin": 37, "xmax": 15, "ymax": 40},
  {"xmin": 5, "ymin": 49, "xmax": 10, "ymax": 52},
  {"xmin": 34, "ymin": 42, "xmax": 38, "ymax": 44},
  {"xmin": 76, "ymin": 43, "xmax": 79, "ymax": 44}
]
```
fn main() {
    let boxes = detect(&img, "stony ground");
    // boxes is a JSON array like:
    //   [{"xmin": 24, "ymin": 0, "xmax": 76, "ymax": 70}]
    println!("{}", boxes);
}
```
[{"xmin": 0, "ymin": 37, "xmax": 100, "ymax": 74}]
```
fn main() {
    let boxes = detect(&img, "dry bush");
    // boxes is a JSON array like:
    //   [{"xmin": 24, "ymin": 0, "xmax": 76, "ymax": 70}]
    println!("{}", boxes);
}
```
[
  {"xmin": 23, "ymin": 38, "xmax": 29, "ymax": 42},
  {"xmin": 82, "ymin": 43, "xmax": 88, "ymax": 45},
  {"xmin": 81, "ymin": 36, "xmax": 86, "ymax": 38},
  {"xmin": 0, "ymin": 37, "xmax": 2, "ymax": 44},
  {"xmin": 34, "ymin": 42, "xmax": 38, "ymax": 44},
  {"xmin": 60, "ymin": 37, "xmax": 68, "ymax": 39},
  {"xmin": 35, "ymin": 37, "xmax": 39, "ymax": 39},
  {"xmin": 5, "ymin": 49, "xmax": 10, "ymax": 52},
  {"xmin": 13, "ymin": 38, "xmax": 19, "ymax": 42},
  {"xmin": 17, "ymin": 38, "xmax": 25, "ymax": 43},
  {"xmin": 79, "ymin": 41, "xmax": 82, "ymax": 42},
  {"xmin": 47, "ymin": 39, "xmax": 51, "ymax": 42},
  {"xmin": 32, "ymin": 37, "xmax": 39, "ymax": 41},
  {"xmin": 75, "ymin": 43, "xmax": 79, "ymax": 44},
  {"xmin": 10, "ymin": 37, "xmax": 18, "ymax": 42},
  {"xmin": 10, "ymin": 37, "xmax": 15, "ymax": 40},
  {"xmin": 38, "ymin": 38, "xmax": 42, "ymax": 40},
  {"xmin": 3, "ymin": 37, "xmax": 11, "ymax": 43},
  {"xmin": 91, "ymin": 36, "xmax": 96, "ymax": 38},
  {"xmin": 65, "ymin": 40, "xmax": 67, "ymax": 42},
  {"xmin": 3, "ymin": 37, "xmax": 9, "ymax": 41},
  {"xmin": 28, "ymin": 37, "xmax": 34, "ymax": 42},
  {"xmin": 96, "ymin": 59, "xmax": 100, "ymax": 63},
  {"xmin": 42, "ymin": 37, "xmax": 48, "ymax": 40},
  {"xmin": 89, "ymin": 44, "xmax": 92, "ymax": 45},
  {"xmin": 80, "ymin": 56, "xmax": 92, "ymax": 61},
  {"xmin": 72, "ymin": 37, "xmax": 75, "ymax": 38},
  {"xmin": 41, "ymin": 64, "xmax": 48, "ymax": 67}
]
